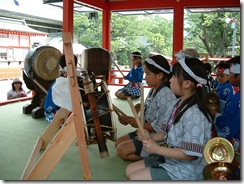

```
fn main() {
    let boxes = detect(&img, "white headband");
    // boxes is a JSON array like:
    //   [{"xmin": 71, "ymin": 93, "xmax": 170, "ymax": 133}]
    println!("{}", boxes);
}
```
[
  {"xmin": 216, "ymin": 67, "xmax": 230, "ymax": 75},
  {"xmin": 146, "ymin": 57, "xmax": 170, "ymax": 74},
  {"xmin": 175, "ymin": 50, "xmax": 199, "ymax": 61},
  {"xmin": 177, "ymin": 57, "xmax": 207, "ymax": 85},
  {"xmin": 131, "ymin": 53, "xmax": 142, "ymax": 58},
  {"xmin": 230, "ymin": 63, "xmax": 240, "ymax": 74}
]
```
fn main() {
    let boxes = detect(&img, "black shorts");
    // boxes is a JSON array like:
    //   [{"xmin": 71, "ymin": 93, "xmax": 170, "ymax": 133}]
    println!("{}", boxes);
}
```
[{"xmin": 128, "ymin": 130, "xmax": 143, "ymax": 156}]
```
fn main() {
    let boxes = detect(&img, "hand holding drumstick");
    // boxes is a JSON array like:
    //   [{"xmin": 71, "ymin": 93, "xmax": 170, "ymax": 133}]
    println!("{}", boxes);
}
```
[
  {"xmin": 113, "ymin": 104, "xmax": 129, "ymax": 125},
  {"xmin": 127, "ymin": 97, "xmax": 148, "ymax": 140},
  {"xmin": 113, "ymin": 104, "xmax": 142, "ymax": 127}
]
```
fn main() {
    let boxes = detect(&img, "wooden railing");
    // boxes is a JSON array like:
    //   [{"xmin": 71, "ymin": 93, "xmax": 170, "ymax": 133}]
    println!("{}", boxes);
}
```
[
  {"xmin": 107, "ymin": 69, "xmax": 149, "ymax": 87},
  {"xmin": 107, "ymin": 69, "xmax": 129, "ymax": 86},
  {"xmin": 0, "ymin": 96, "xmax": 32, "ymax": 106}
]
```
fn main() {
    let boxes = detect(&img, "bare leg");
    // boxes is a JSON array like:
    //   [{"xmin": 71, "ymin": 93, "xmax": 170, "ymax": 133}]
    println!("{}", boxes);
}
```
[
  {"xmin": 115, "ymin": 91, "xmax": 131, "ymax": 99},
  {"xmin": 116, "ymin": 140, "xmax": 142, "ymax": 161},
  {"xmin": 126, "ymin": 160, "xmax": 152, "ymax": 180},
  {"xmin": 115, "ymin": 134, "xmax": 130, "ymax": 148}
]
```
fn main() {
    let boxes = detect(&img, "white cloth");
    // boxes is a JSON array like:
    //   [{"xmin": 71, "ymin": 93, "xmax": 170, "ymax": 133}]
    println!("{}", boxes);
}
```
[
  {"xmin": 7, "ymin": 90, "xmax": 27, "ymax": 98},
  {"xmin": 52, "ymin": 77, "xmax": 72, "ymax": 112}
]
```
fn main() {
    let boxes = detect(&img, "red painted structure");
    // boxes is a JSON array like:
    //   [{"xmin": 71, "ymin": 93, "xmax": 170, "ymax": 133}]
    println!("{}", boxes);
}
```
[
  {"xmin": 0, "ymin": 0, "xmax": 240, "ymax": 106},
  {"xmin": 62, "ymin": 0, "xmax": 240, "ymax": 64}
]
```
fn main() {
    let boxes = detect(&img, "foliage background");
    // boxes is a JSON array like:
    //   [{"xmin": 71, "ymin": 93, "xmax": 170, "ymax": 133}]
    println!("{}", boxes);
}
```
[{"xmin": 73, "ymin": 10, "xmax": 240, "ymax": 66}]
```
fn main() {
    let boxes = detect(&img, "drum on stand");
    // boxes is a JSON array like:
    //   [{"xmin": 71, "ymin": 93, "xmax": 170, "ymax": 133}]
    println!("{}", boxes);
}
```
[
  {"xmin": 23, "ymin": 46, "xmax": 62, "ymax": 118},
  {"xmin": 24, "ymin": 45, "xmax": 62, "ymax": 81},
  {"xmin": 81, "ymin": 47, "xmax": 112, "ymax": 82},
  {"xmin": 81, "ymin": 80, "xmax": 117, "ymax": 145}
]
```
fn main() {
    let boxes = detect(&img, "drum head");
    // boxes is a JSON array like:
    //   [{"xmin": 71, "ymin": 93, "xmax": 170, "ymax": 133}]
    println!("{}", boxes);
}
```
[
  {"xmin": 31, "ymin": 46, "xmax": 62, "ymax": 81},
  {"xmin": 204, "ymin": 137, "xmax": 234, "ymax": 164},
  {"xmin": 81, "ymin": 47, "xmax": 112, "ymax": 78}
]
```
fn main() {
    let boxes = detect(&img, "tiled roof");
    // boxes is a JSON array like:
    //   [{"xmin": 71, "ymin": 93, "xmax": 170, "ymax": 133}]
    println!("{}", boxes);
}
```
[{"xmin": 0, "ymin": 17, "xmax": 48, "ymax": 36}]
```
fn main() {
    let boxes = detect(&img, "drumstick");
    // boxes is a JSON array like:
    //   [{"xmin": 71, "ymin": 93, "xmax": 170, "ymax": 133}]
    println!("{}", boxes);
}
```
[
  {"xmin": 112, "ymin": 60, "xmax": 125, "ymax": 78},
  {"xmin": 112, "ymin": 104, "xmax": 128, "ymax": 118},
  {"xmin": 113, "ymin": 104, "xmax": 129, "ymax": 126},
  {"xmin": 33, "ymin": 79, "xmax": 47, "ymax": 94},
  {"xmin": 127, "ymin": 97, "xmax": 148, "ymax": 140},
  {"xmin": 140, "ymin": 86, "xmax": 144, "ymax": 124}
]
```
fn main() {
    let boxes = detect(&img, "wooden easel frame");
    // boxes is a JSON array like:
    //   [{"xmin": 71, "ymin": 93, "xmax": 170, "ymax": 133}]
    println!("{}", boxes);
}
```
[{"xmin": 21, "ymin": 32, "xmax": 92, "ymax": 180}]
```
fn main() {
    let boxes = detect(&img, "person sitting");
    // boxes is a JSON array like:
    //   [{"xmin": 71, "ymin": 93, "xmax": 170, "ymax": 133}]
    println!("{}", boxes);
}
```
[
  {"xmin": 115, "ymin": 55, "xmax": 176, "ymax": 161},
  {"xmin": 210, "ymin": 56, "xmax": 240, "ymax": 166},
  {"xmin": 7, "ymin": 78, "xmax": 28, "ymax": 100},
  {"xmin": 214, "ymin": 61, "xmax": 234, "ymax": 102},
  {"xmin": 115, "ymin": 51, "xmax": 144, "ymax": 99},
  {"xmin": 174, "ymin": 48, "xmax": 209, "ymax": 97},
  {"xmin": 125, "ymin": 56, "xmax": 213, "ymax": 181}
]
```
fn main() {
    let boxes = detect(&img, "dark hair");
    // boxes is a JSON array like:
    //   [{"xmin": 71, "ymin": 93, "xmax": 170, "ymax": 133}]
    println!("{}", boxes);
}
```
[
  {"xmin": 12, "ymin": 83, "xmax": 24, "ymax": 92},
  {"xmin": 204, "ymin": 62, "xmax": 212, "ymax": 73},
  {"xmin": 214, "ymin": 61, "xmax": 230, "ymax": 70},
  {"xmin": 131, "ymin": 51, "xmax": 142, "ymax": 58},
  {"xmin": 144, "ymin": 55, "xmax": 172, "ymax": 87},
  {"xmin": 172, "ymin": 57, "xmax": 212, "ymax": 123},
  {"xmin": 228, "ymin": 55, "xmax": 240, "ymax": 65},
  {"xmin": 59, "ymin": 54, "xmax": 78, "ymax": 68}
]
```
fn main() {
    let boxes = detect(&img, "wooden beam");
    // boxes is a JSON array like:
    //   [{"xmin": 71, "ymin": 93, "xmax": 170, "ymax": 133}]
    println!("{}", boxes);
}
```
[
  {"xmin": 102, "ymin": 9, "xmax": 111, "ymax": 50},
  {"xmin": 25, "ymin": 114, "xmax": 77, "ymax": 180},
  {"xmin": 75, "ymin": 0, "xmax": 108, "ymax": 10},
  {"xmin": 63, "ymin": 32, "xmax": 92, "ymax": 180},
  {"xmin": 63, "ymin": 0, "xmax": 74, "ymax": 37},
  {"xmin": 109, "ymin": 0, "xmax": 239, "ymax": 11}
]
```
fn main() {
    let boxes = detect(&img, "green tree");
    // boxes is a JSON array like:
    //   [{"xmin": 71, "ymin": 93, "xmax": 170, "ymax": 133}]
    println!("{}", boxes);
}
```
[
  {"xmin": 74, "ymin": 12, "xmax": 102, "ymax": 47},
  {"xmin": 184, "ymin": 11, "xmax": 240, "ymax": 57},
  {"xmin": 73, "ymin": 12, "xmax": 173, "ymax": 66}
]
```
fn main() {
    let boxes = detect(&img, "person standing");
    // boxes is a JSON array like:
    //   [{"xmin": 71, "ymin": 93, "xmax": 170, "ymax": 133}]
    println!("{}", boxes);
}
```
[{"xmin": 7, "ymin": 78, "xmax": 27, "ymax": 100}]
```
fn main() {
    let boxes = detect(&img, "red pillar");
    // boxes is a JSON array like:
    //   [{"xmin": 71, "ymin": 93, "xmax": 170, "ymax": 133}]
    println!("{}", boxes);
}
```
[
  {"xmin": 102, "ymin": 9, "xmax": 111, "ymax": 50},
  {"xmin": 63, "ymin": 0, "xmax": 74, "ymax": 39},
  {"xmin": 172, "ymin": 2, "xmax": 184, "ymax": 65}
]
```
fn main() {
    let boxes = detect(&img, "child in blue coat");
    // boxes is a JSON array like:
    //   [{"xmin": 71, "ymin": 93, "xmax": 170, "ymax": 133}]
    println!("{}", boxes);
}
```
[{"xmin": 115, "ymin": 51, "xmax": 144, "ymax": 99}]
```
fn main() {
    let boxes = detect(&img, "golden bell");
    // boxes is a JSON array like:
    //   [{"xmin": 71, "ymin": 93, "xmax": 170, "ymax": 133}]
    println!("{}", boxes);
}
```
[
  {"xmin": 203, "ymin": 137, "xmax": 239, "ymax": 180},
  {"xmin": 204, "ymin": 137, "xmax": 235, "ymax": 164},
  {"xmin": 203, "ymin": 162, "xmax": 240, "ymax": 180},
  {"xmin": 206, "ymin": 92, "xmax": 220, "ymax": 112}
]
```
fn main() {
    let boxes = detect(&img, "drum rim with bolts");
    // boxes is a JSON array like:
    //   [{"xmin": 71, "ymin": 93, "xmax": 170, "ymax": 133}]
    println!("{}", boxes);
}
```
[{"xmin": 25, "ymin": 46, "xmax": 62, "ymax": 81}]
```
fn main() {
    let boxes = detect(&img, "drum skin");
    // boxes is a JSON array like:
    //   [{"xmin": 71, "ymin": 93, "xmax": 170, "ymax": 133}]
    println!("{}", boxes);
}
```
[
  {"xmin": 24, "ymin": 46, "xmax": 61, "ymax": 81},
  {"xmin": 81, "ymin": 47, "xmax": 112, "ymax": 81},
  {"xmin": 23, "ymin": 46, "xmax": 61, "ymax": 118}
]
